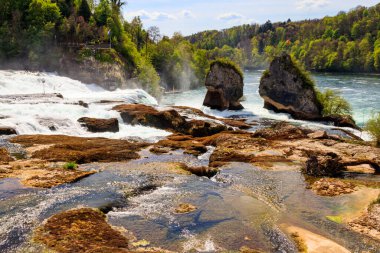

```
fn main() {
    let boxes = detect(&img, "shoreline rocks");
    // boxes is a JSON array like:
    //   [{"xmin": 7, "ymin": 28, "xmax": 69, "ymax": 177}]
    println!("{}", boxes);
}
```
[{"xmin": 203, "ymin": 60, "xmax": 244, "ymax": 110}]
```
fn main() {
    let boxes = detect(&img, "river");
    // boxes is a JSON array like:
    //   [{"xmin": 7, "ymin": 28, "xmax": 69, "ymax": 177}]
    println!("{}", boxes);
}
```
[{"xmin": 0, "ymin": 70, "xmax": 380, "ymax": 252}]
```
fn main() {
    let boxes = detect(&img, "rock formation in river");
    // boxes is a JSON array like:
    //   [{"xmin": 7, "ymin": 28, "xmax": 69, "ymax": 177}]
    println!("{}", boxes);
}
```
[
  {"xmin": 78, "ymin": 117, "xmax": 119, "ymax": 133},
  {"xmin": 0, "ymin": 127, "xmax": 17, "ymax": 135},
  {"xmin": 203, "ymin": 60, "xmax": 244, "ymax": 110},
  {"xmin": 259, "ymin": 54, "xmax": 322, "ymax": 120}
]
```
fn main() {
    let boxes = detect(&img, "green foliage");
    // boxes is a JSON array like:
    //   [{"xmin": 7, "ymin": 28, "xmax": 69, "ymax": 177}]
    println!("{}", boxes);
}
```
[
  {"xmin": 209, "ymin": 58, "xmax": 244, "ymax": 80},
  {"xmin": 94, "ymin": 0, "xmax": 111, "ymax": 26},
  {"xmin": 78, "ymin": 0, "xmax": 91, "ymax": 22},
  {"xmin": 317, "ymin": 89, "xmax": 352, "ymax": 116},
  {"xmin": 365, "ymin": 112, "xmax": 380, "ymax": 146},
  {"xmin": 186, "ymin": 3, "xmax": 380, "ymax": 73},
  {"xmin": 63, "ymin": 162, "xmax": 78, "ymax": 170},
  {"xmin": 27, "ymin": 0, "xmax": 62, "ymax": 29}
]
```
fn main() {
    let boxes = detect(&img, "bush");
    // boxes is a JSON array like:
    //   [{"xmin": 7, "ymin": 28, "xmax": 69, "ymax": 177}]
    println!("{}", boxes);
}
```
[
  {"xmin": 317, "ymin": 89, "xmax": 352, "ymax": 116},
  {"xmin": 63, "ymin": 162, "xmax": 78, "ymax": 170},
  {"xmin": 208, "ymin": 58, "xmax": 243, "ymax": 80},
  {"xmin": 365, "ymin": 112, "xmax": 380, "ymax": 146}
]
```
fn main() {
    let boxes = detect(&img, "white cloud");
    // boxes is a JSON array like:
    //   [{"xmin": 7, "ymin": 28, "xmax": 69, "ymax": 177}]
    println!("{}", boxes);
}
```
[
  {"xmin": 218, "ymin": 12, "xmax": 245, "ymax": 21},
  {"xmin": 218, "ymin": 12, "xmax": 255, "ymax": 25},
  {"xmin": 296, "ymin": 0, "xmax": 330, "ymax": 10},
  {"xmin": 125, "ymin": 9, "xmax": 195, "ymax": 22},
  {"xmin": 125, "ymin": 10, "xmax": 176, "ymax": 21},
  {"xmin": 180, "ymin": 10, "xmax": 195, "ymax": 19}
]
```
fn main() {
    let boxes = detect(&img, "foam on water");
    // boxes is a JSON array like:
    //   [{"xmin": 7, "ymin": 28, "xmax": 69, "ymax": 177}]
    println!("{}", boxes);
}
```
[{"xmin": 0, "ymin": 70, "xmax": 170, "ymax": 140}]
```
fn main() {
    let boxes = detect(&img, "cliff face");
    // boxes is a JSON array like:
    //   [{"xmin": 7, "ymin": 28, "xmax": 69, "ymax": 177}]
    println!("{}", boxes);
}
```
[{"xmin": 58, "ymin": 54, "xmax": 132, "ymax": 91}]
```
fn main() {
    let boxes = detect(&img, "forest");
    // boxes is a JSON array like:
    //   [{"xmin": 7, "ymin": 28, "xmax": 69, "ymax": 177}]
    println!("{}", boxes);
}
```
[
  {"xmin": 1, "ymin": 1, "xmax": 380, "ymax": 94},
  {"xmin": 187, "ymin": 3, "xmax": 380, "ymax": 73}
]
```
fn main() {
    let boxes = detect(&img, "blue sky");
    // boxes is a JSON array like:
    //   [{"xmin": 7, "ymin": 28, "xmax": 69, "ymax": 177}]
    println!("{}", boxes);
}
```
[{"xmin": 122, "ymin": 0, "xmax": 380, "ymax": 36}]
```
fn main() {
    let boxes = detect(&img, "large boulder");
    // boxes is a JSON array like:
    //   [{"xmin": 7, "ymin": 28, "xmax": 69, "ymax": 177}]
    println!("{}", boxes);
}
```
[
  {"xmin": 259, "ymin": 54, "xmax": 322, "ymax": 120},
  {"xmin": 78, "ymin": 117, "xmax": 119, "ymax": 133},
  {"xmin": 203, "ymin": 60, "xmax": 244, "ymax": 110}
]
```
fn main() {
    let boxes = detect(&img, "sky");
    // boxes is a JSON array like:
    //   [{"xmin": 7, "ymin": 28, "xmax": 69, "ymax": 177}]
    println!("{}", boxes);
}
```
[{"xmin": 122, "ymin": 0, "xmax": 380, "ymax": 36}]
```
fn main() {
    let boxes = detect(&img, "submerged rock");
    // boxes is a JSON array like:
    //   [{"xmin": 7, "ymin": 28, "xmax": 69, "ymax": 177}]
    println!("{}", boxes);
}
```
[
  {"xmin": 0, "ymin": 127, "xmax": 17, "ymax": 135},
  {"xmin": 203, "ymin": 60, "xmax": 244, "ymax": 110},
  {"xmin": 304, "ymin": 153, "xmax": 345, "ymax": 177},
  {"xmin": 78, "ymin": 117, "xmax": 119, "ymax": 133},
  {"xmin": 311, "ymin": 178, "xmax": 356, "ymax": 196},
  {"xmin": 174, "ymin": 203, "xmax": 197, "ymax": 214},
  {"xmin": 33, "ymin": 208, "xmax": 130, "ymax": 252},
  {"xmin": 259, "ymin": 54, "xmax": 322, "ymax": 120}
]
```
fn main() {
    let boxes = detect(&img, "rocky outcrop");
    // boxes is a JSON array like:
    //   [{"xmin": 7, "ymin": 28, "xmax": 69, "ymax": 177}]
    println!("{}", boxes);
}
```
[
  {"xmin": 0, "ymin": 127, "xmax": 17, "ymax": 135},
  {"xmin": 10, "ymin": 135, "xmax": 149, "ymax": 164},
  {"xmin": 259, "ymin": 54, "xmax": 322, "ymax": 120},
  {"xmin": 304, "ymin": 153, "xmax": 345, "ymax": 177},
  {"xmin": 203, "ymin": 60, "xmax": 244, "ymax": 110},
  {"xmin": 348, "ymin": 203, "xmax": 380, "ymax": 241},
  {"xmin": 78, "ymin": 117, "xmax": 119, "ymax": 133},
  {"xmin": 113, "ymin": 104, "xmax": 227, "ymax": 137}
]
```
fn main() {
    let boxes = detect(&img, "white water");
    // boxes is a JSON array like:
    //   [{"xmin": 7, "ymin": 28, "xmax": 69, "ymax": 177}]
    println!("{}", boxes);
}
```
[{"xmin": 0, "ymin": 70, "xmax": 170, "ymax": 140}]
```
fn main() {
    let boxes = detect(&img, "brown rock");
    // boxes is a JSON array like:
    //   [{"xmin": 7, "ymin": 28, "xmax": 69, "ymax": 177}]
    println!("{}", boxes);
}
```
[
  {"xmin": 203, "ymin": 61, "xmax": 244, "ymax": 110},
  {"xmin": 307, "ymin": 130, "xmax": 328, "ymax": 139},
  {"xmin": 33, "ymin": 208, "xmax": 130, "ymax": 253},
  {"xmin": 0, "ymin": 148, "xmax": 13, "ymax": 163},
  {"xmin": 113, "ymin": 104, "xmax": 227, "ymax": 137},
  {"xmin": 174, "ymin": 203, "xmax": 197, "ymax": 214},
  {"xmin": 78, "ymin": 117, "xmax": 119, "ymax": 133},
  {"xmin": 0, "ymin": 127, "xmax": 17, "ymax": 135},
  {"xmin": 304, "ymin": 153, "xmax": 345, "ymax": 177},
  {"xmin": 253, "ymin": 122, "xmax": 311, "ymax": 140},
  {"xmin": 311, "ymin": 178, "xmax": 356, "ymax": 196},
  {"xmin": 10, "ymin": 135, "xmax": 149, "ymax": 164}
]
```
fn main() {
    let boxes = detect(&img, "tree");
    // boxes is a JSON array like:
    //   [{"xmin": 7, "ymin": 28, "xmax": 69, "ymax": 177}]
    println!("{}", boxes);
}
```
[
  {"xmin": 78, "ymin": 0, "xmax": 91, "ymax": 22},
  {"xmin": 94, "ymin": 0, "xmax": 111, "ymax": 26},
  {"xmin": 27, "ymin": 0, "xmax": 61, "ymax": 29}
]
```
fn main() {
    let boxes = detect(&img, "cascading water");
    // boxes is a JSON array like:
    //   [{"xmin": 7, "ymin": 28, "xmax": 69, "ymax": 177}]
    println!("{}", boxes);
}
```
[{"xmin": 0, "ymin": 70, "xmax": 170, "ymax": 140}]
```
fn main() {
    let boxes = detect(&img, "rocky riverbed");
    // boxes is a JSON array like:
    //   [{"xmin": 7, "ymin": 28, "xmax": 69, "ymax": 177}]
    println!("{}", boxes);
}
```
[{"xmin": 1, "ymin": 103, "xmax": 380, "ymax": 253}]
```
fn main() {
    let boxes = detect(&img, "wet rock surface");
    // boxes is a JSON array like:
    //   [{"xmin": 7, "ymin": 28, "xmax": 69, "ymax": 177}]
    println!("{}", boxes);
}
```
[
  {"xmin": 259, "ymin": 54, "xmax": 322, "ymax": 120},
  {"xmin": 311, "ymin": 178, "xmax": 356, "ymax": 196},
  {"xmin": 113, "ymin": 104, "xmax": 227, "ymax": 137},
  {"xmin": 0, "ymin": 127, "xmax": 17, "ymax": 136},
  {"xmin": 78, "ymin": 117, "xmax": 119, "ymax": 133},
  {"xmin": 349, "ymin": 203, "xmax": 380, "ymax": 241},
  {"xmin": 203, "ymin": 61, "xmax": 244, "ymax": 110},
  {"xmin": 10, "ymin": 135, "xmax": 149, "ymax": 164},
  {"xmin": 304, "ymin": 153, "xmax": 345, "ymax": 177}
]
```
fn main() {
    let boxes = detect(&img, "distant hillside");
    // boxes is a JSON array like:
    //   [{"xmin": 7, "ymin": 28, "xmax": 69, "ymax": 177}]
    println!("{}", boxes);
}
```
[{"xmin": 186, "ymin": 3, "xmax": 380, "ymax": 73}]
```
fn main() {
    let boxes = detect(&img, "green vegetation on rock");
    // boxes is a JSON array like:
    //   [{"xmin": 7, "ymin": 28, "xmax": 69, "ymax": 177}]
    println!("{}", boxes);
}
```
[
  {"xmin": 63, "ymin": 162, "xmax": 78, "ymax": 170},
  {"xmin": 365, "ymin": 112, "xmax": 380, "ymax": 146},
  {"xmin": 208, "ymin": 58, "xmax": 244, "ymax": 80},
  {"xmin": 317, "ymin": 89, "xmax": 352, "ymax": 116}
]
